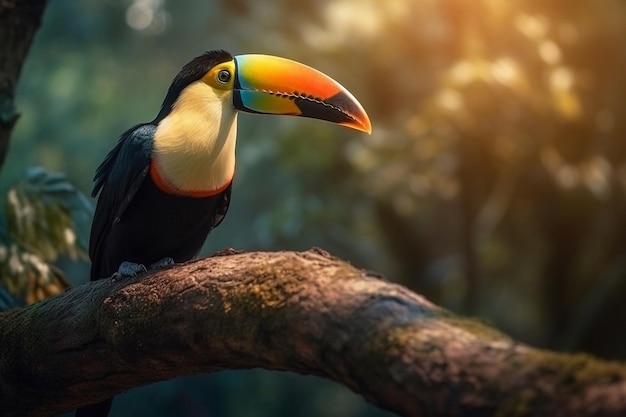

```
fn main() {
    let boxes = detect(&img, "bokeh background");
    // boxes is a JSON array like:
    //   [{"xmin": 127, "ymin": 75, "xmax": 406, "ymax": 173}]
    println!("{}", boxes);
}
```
[{"xmin": 2, "ymin": 0, "xmax": 626, "ymax": 416}]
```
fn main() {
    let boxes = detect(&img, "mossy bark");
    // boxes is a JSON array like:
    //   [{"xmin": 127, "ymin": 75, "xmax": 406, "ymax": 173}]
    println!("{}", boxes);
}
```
[{"xmin": 1, "ymin": 249, "xmax": 626, "ymax": 417}]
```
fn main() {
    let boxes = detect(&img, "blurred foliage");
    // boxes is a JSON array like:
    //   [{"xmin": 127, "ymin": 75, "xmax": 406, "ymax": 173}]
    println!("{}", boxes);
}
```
[
  {"xmin": 6, "ymin": 0, "xmax": 626, "ymax": 416},
  {"xmin": 0, "ymin": 285, "xmax": 20, "ymax": 311},
  {"xmin": 0, "ymin": 167, "xmax": 90, "ymax": 306}
]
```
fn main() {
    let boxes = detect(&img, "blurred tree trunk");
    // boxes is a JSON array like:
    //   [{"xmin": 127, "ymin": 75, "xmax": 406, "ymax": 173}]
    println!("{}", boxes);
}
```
[
  {"xmin": 457, "ymin": 134, "xmax": 482, "ymax": 314},
  {"xmin": 0, "ymin": 0, "xmax": 47, "ymax": 173},
  {"xmin": 373, "ymin": 200, "xmax": 432, "ymax": 288},
  {"xmin": 2, "ymin": 249, "xmax": 626, "ymax": 417}
]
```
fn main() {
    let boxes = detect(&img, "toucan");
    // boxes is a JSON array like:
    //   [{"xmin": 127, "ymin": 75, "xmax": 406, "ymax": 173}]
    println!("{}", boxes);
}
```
[{"xmin": 77, "ymin": 50, "xmax": 370, "ymax": 417}]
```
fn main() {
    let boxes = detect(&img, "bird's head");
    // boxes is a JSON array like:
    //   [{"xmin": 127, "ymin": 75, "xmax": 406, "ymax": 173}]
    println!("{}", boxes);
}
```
[{"xmin": 155, "ymin": 50, "xmax": 371, "ymax": 134}]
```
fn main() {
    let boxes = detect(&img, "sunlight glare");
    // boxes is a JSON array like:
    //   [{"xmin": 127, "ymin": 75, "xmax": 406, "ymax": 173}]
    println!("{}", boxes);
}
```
[
  {"xmin": 550, "ymin": 67, "xmax": 573, "ymax": 91},
  {"xmin": 514, "ymin": 13, "xmax": 549, "ymax": 41},
  {"xmin": 126, "ymin": 0, "xmax": 169, "ymax": 33},
  {"xmin": 538, "ymin": 40, "xmax": 562, "ymax": 65},
  {"xmin": 582, "ymin": 156, "xmax": 611, "ymax": 197},
  {"xmin": 449, "ymin": 60, "xmax": 475, "ymax": 86},
  {"xmin": 436, "ymin": 89, "xmax": 464, "ymax": 112},
  {"xmin": 491, "ymin": 58, "xmax": 520, "ymax": 86},
  {"xmin": 549, "ymin": 67, "xmax": 580, "ymax": 118},
  {"xmin": 303, "ymin": 0, "xmax": 410, "ymax": 51}
]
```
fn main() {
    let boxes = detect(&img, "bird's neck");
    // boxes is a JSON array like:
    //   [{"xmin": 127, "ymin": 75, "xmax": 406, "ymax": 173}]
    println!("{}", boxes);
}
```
[{"xmin": 152, "ymin": 82, "xmax": 237, "ymax": 197}]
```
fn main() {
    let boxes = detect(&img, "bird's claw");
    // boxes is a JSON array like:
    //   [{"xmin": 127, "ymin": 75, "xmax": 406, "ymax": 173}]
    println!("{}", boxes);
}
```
[
  {"xmin": 149, "ymin": 257, "xmax": 175, "ymax": 270},
  {"xmin": 110, "ymin": 258, "xmax": 175, "ymax": 281},
  {"xmin": 112, "ymin": 261, "xmax": 147, "ymax": 281}
]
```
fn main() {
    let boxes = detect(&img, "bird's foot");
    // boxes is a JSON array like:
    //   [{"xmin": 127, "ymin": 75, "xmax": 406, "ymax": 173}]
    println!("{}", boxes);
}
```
[
  {"xmin": 112, "ymin": 261, "xmax": 147, "ymax": 281},
  {"xmin": 212, "ymin": 247, "xmax": 245, "ymax": 257},
  {"xmin": 111, "ymin": 258, "xmax": 174, "ymax": 281},
  {"xmin": 149, "ymin": 257, "xmax": 175, "ymax": 270}
]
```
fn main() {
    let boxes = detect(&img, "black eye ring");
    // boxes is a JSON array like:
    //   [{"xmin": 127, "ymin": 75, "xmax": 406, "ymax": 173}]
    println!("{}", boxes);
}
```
[{"xmin": 217, "ymin": 69, "xmax": 231, "ymax": 83}]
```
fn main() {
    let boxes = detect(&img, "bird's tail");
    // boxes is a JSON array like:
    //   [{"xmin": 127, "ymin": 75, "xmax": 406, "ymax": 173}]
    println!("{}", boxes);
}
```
[{"xmin": 75, "ymin": 397, "xmax": 113, "ymax": 417}]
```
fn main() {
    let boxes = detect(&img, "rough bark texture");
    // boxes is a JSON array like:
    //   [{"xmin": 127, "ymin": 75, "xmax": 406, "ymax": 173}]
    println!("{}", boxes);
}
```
[
  {"xmin": 1, "ymin": 249, "xmax": 626, "ymax": 417},
  {"xmin": 0, "ymin": 0, "xmax": 47, "ymax": 172}
]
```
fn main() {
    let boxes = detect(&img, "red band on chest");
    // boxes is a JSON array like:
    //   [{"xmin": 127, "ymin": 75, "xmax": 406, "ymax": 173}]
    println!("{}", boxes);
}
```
[{"xmin": 149, "ymin": 161, "xmax": 231, "ymax": 198}]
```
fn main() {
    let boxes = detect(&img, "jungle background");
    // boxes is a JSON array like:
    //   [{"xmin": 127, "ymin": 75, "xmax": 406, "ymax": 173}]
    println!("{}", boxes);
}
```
[{"xmin": 1, "ymin": 0, "xmax": 625, "ymax": 416}]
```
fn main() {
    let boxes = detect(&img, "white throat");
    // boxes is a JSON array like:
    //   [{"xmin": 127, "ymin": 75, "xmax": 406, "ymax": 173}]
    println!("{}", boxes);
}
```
[{"xmin": 153, "ymin": 81, "xmax": 238, "ymax": 193}]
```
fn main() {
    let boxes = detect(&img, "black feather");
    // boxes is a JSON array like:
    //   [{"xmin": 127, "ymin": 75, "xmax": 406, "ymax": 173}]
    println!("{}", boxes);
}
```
[
  {"xmin": 81, "ymin": 50, "xmax": 234, "ymax": 417},
  {"xmin": 88, "ymin": 122, "xmax": 231, "ymax": 280},
  {"xmin": 153, "ymin": 49, "xmax": 233, "ymax": 123},
  {"xmin": 88, "ymin": 50, "xmax": 235, "ymax": 281}
]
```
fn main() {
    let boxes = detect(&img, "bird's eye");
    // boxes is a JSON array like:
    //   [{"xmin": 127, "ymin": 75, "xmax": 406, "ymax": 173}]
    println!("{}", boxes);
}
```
[{"xmin": 217, "ymin": 70, "xmax": 231, "ymax": 83}]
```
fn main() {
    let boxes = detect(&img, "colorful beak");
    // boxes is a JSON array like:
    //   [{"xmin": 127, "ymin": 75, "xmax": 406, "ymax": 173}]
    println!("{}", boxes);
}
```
[{"xmin": 232, "ymin": 54, "xmax": 371, "ymax": 134}]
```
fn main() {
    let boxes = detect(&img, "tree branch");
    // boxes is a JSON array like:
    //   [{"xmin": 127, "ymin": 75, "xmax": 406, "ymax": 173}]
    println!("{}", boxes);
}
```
[{"xmin": 1, "ymin": 249, "xmax": 625, "ymax": 417}]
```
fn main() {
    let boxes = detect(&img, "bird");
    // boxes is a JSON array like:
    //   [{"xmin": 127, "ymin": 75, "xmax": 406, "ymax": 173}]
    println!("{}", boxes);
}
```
[{"xmin": 77, "ymin": 49, "xmax": 370, "ymax": 417}]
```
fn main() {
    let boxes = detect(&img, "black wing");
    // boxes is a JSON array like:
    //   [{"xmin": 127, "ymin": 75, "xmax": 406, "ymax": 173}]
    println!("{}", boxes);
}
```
[{"xmin": 89, "ymin": 123, "xmax": 155, "ymax": 279}]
